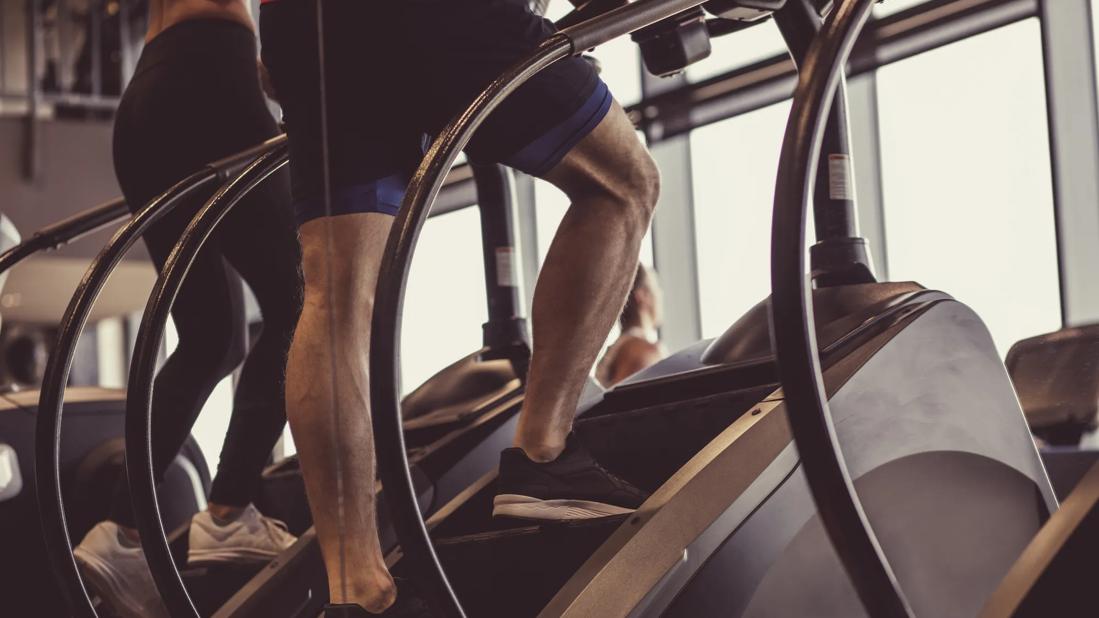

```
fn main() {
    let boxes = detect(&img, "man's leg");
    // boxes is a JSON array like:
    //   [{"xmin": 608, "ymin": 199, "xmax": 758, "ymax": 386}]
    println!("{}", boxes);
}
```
[
  {"xmin": 514, "ymin": 101, "xmax": 660, "ymax": 461},
  {"xmin": 285, "ymin": 213, "xmax": 396, "ymax": 612}
]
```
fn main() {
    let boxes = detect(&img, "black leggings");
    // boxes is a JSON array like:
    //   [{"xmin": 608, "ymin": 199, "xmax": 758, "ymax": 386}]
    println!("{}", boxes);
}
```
[{"xmin": 109, "ymin": 18, "xmax": 302, "ymax": 526}]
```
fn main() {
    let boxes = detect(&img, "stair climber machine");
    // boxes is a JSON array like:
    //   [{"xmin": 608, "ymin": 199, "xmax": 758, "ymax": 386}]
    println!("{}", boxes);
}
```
[
  {"xmin": 32, "ymin": 138, "xmax": 295, "ymax": 618},
  {"xmin": 90, "ymin": 2, "xmax": 679, "ymax": 614},
  {"xmin": 749, "ymin": 1, "xmax": 1099, "ymax": 616},
  {"xmin": 54, "ymin": 155, "xmax": 536, "ymax": 616},
  {"xmin": 1006, "ymin": 325, "xmax": 1099, "ymax": 501},
  {"xmin": 33, "ymin": 133, "xmax": 539, "ymax": 616},
  {"xmin": 0, "ymin": 200, "xmax": 211, "ymax": 617},
  {"xmin": 364, "ymin": 0, "xmax": 1059, "ymax": 617},
  {"xmin": 175, "ymin": 167, "xmax": 534, "ymax": 618}
]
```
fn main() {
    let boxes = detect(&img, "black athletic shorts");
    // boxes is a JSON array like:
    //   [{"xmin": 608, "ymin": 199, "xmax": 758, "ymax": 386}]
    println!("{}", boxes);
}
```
[{"xmin": 259, "ymin": 0, "xmax": 612, "ymax": 225}]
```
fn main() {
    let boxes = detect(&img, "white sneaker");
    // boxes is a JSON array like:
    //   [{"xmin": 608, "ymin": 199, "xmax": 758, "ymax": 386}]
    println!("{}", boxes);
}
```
[
  {"xmin": 73, "ymin": 521, "xmax": 170, "ymax": 618},
  {"xmin": 187, "ymin": 504, "xmax": 297, "ymax": 566}
]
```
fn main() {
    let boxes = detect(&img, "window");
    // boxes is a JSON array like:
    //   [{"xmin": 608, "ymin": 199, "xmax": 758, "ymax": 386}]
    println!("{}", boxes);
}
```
[
  {"xmin": 593, "ymin": 37, "xmax": 644, "ymax": 106},
  {"xmin": 401, "ymin": 207, "xmax": 489, "ymax": 392},
  {"xmin": 690, "ymin": 100, "xmax": 792, "ymax": 338},
  {"xmin": 876, "ymin": 20, "xmax": 1061, "ymax": 354}
]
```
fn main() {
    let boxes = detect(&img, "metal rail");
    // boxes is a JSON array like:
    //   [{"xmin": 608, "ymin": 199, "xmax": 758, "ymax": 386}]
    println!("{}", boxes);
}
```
[
  {"xmin": 34, "ymin": 135, "xmax": 286, "ymax": 618},
  {"xmin": 125, "ymin": 144, "xmax": 290, "ymax": 618},
  {"xmin": 768, "ymin": 0, "xmax": 913, "ymax": 615},
  {"xmin": 369, "ymin": 0, "xmax": 715, "ymax": 614},
  {"xmin": 0, "ymin": 197, "xmax": 129, "ymax": 276}
]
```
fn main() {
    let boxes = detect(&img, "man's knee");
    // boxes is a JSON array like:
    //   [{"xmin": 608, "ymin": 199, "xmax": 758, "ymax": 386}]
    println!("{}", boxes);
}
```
[
  {"xmin": 296, "ymin": 213, "xmax": 391, "ymax": 317},
  {"xmin": 299, "ymin": 238, "xmax": 367, "ymax": 313},
  {"xmin": 620, "ymin": 149, "xmax": 661, "ymax": 214},
  {"xmin": 544, "ymin": 106, "xmax": 661, "ymax": 222}
]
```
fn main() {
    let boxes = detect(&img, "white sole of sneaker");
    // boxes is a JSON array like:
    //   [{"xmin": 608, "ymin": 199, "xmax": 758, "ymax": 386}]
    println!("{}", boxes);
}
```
[
  {"xmin": 492, "ymin": 494, "xmax": 635, "ymax": 520},
  {"xmin": 187, "ymin": 546, "xmax": 281, "ymax": 567},
  {"xmin": 74, "ymin": 548, "xmax": 166, "ymax": 618}
]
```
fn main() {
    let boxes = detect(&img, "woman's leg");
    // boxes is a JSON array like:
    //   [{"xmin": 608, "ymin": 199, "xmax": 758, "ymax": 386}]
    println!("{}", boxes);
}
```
[
  {"xmin": 108, "ymin": 219, "xmax": 248, "ymax": 529},
  {"xmin": 205, "ymin": 169, "xmax": 304, "ymax": 511}
]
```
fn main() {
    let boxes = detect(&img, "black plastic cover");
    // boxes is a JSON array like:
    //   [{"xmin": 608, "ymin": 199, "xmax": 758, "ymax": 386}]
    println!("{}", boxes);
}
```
[{"xmin": 632, "ymin": 8, "xmax": 712, "ymax": 77}]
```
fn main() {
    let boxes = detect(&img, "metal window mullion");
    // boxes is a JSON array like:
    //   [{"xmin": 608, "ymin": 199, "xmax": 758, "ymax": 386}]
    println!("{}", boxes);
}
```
[
  {"xmin": 512, "ymin": 172, "xmax": 541, "ymax": 318},
  {"xmin": 845, "ymin": 71, "xmax": 889, "ymax": 279},
  {"xmin": 641, "ymin": 68, "xmax": 703, "ymax": 349},
  {"xmin": 1039, "ymin": 0, "xmax": 1099, "ymax": 326},
  {"xmin": 647, "ymin": 135, "xmax": 703, "ymax": 349}
]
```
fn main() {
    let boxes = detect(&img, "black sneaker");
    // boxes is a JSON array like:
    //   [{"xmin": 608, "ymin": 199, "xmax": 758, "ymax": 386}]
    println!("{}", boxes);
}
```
[
  {"xmin": 323, "ymin": 578, "xmax": 432, "ymax": 617},
  {"xmin": 493, "ymin": 435, "xmax": 649, "ymax": 520}
]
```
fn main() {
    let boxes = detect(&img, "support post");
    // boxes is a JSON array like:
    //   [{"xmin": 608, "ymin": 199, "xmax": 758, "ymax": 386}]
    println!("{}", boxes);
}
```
[
  {"xmin": 471, "ymin": 163, "xmax": 531, "ymax": 377},
  {"xmin": 642, "ymin": 66, "xmax": 704, "ymax": 348},
  {"xmin": 1039, "ymin": 0, "xmax": 1099, "ymax": 326},
  {"xmin": 774, "ymin": 0, "xmax": 875, "ymax": 286}
]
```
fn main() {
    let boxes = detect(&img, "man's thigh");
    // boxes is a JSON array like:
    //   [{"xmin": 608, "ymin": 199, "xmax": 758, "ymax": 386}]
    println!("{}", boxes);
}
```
[
  {"xmin": 405, "ymin": 0, "xmax": 616, "ymax": 179},
  {"xmin": 260, "ymin": 0, "xmax": 423, "ymax": 226}
]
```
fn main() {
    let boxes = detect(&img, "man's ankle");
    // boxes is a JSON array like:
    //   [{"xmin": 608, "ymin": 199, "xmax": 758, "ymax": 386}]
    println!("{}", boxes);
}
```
[
  {"xmin": 513, "ymin": 432, "xmax": 568, "ymax": 463},
  {"xmin": 331, "ymin": 569, "xmax": 397, "ymax": 614}
]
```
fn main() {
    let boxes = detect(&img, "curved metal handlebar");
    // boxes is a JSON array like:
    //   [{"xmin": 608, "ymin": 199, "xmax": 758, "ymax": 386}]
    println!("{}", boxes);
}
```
[
  {"xmin": 372, "ymin": 37, "xmax": 573, "ymax": 618},
  {"xmin": 0, "ymin": 198, "xmax": 129, "ymax": 277},
  {"xmin": 0, "ymin": 137, "xmax": 286, "ymax": 281},
  {"xmin": 369, "ymin": 0, "xmax": 716, "ymax": 614},
  {"xmin": 35, "ymin": 170, "xmax": 223, "ymax": 618},
  {"xmin": 768, "ymin": 0, "xmax": 913, "ymax": 616},
  {"xmin": 125, "ymin": 144, "xmax": 290, "ymax": 618},
  {"xmin": 34, "ymin": 135, "xmax": 286, "ymax": 618}
]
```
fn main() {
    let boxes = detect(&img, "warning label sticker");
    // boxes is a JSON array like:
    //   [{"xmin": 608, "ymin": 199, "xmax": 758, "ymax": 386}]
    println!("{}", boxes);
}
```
[
  {"xmin": 828, "ymin": 154, "xmax": 854, "ymax": 201},
  {"xmin": 495, "ymin": 247, "xmax": 516, "ymax": 288}
]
